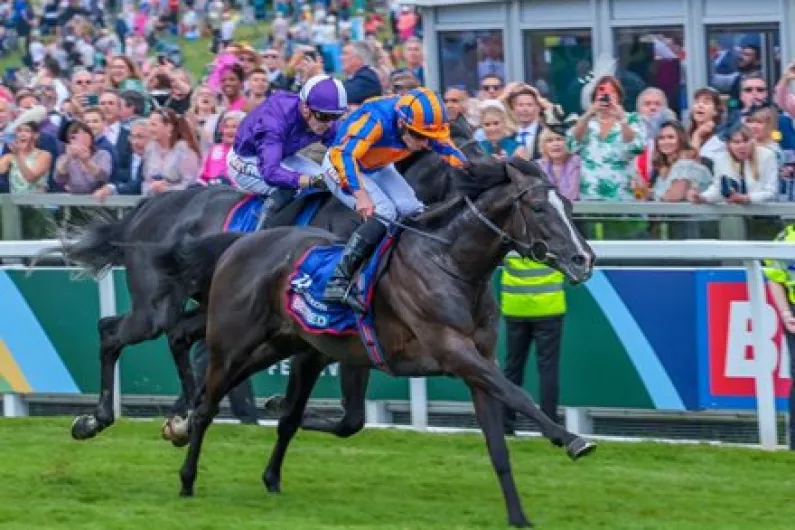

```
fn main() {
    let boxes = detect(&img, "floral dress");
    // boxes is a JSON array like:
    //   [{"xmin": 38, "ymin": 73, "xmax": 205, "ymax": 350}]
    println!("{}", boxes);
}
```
[{"xmin": 565, "ymin": 112, "xmax": 646, "ymax": 201}]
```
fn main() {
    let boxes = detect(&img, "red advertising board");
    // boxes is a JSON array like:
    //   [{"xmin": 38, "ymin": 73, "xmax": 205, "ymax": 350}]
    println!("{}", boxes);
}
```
[{"xmin": 707, "ymin": 282, "xmax": 791, "ymax": 401}]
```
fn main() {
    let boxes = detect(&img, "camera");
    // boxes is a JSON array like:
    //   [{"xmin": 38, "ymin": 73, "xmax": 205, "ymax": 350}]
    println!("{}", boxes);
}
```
[{"xmin": 599, "ymin": 93, "xmax": 611, "ymax": 103}]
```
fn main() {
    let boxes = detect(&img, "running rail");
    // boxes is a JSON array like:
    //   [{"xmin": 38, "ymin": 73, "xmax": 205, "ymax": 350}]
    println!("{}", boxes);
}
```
[{"xmin": 3, "ymin": 239, "xmax": 795, "ymax": 449}]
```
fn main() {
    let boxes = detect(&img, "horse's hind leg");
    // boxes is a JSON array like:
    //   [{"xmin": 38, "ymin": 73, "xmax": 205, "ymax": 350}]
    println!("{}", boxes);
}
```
[
  {"xmin": 469, "ymin": 385, "xmax": 532, "ymax": 528},
  {"xmin": 262, "ymin": 349, "xmax": 328, "ymax": 494},
  {"xmin": 301, "ymin": 363, "xmax": 369, "ymax": 437},
  {"xmin": 165, "ymin": 308, "xmax": 206, "ymax": 419},
  {"xmin": 71, "ymin": 306, "xmax": 172, "ymax": 441}
]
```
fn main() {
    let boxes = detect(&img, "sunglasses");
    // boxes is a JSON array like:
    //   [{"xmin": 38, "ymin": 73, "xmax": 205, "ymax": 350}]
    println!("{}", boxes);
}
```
[{"xmin": 311, "ymin": 110, "xmax": 340, "ymax": 123}]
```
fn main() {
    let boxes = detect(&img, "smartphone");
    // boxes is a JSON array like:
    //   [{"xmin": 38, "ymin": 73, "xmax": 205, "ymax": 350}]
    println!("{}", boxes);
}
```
[
  {"xmin": 157, "ymin": 53, "xmax": 168, "ymax": 66},
  {"xmin": 303, "ymin": 50, "xmax": 318, "ymax": 62},
  {"xmin": 599, "ymin": 93, "xmax": 611, "ymax": 103},
  {"xmin": 85, "ymin": 94, "xmax": 99, "ymax": 106}
]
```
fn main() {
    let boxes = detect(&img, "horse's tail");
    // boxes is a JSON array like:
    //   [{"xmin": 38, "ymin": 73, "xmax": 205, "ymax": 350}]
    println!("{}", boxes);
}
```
[
  {"xmin": 59, "ymin": 200, "xmax": 150, "ymax": 277},
  {"xmin": 155, "ymin": 232, "xmax": 244, "ymax": 297}
]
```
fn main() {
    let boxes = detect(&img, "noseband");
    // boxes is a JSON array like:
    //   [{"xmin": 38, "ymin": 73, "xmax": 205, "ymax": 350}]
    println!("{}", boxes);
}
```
[{"xmin": 463, "ymin": 182, "xmax": 552, "ymax": 262}]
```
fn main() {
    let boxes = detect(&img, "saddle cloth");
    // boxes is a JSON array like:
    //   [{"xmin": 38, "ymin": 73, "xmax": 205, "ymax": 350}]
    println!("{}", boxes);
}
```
[
  {"xmin": 222, "ymin": 189, "xmax": 327, "ymax": 233},
  {"xmin": 285, "ymin": 232, "xmax": 398, "ymax": 373}
]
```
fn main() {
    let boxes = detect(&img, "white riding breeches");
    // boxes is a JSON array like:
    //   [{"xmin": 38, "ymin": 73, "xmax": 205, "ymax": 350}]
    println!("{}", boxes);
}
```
[
  {"xmin": 226, "ymin": 149, "xmax": 323, "ymax": 196},
  {"xmin": 320, "ymin": 153, "xmax": 424, "ymax": 221}
]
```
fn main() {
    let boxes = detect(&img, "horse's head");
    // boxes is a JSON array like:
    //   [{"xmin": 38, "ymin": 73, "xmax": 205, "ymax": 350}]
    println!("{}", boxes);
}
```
[{"xmin": 502, "ymin": 157, "xmax": 594, "ymax": 284}]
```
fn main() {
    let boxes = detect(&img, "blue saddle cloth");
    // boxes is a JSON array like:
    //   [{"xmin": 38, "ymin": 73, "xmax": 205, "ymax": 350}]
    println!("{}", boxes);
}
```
[
  {"xmin": 223, "ymin": 190, "xmax": 326, "ymax": 233},
  {"xmin": 286, "ymin": 232, "xmax": 398, "ymax": 373}
]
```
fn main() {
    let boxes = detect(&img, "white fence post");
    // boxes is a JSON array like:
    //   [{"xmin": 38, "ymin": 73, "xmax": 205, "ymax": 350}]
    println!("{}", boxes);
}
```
[
  {"xmin": 409, "ymin": 377, "xmax": 428, "ymax": 430},
  {"xmin": 744, "ymin": 260, "xmax": 778, "ymax": 449},
  {"xmin": 2, "ymin": 393, "xmax": 28, "ymax": 417},
  {"xmin": 97, "ymin": 272, "xmax": 120, "ymax": 420}
]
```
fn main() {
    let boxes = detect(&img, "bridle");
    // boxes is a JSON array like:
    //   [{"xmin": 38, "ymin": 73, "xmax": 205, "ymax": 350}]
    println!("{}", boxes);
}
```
[{"xmin": 463, "ymin": 181, "xmax": 553, "ymax": 262}]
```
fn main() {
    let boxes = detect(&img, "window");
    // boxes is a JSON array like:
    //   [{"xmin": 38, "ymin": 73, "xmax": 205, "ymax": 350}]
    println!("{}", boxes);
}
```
[
  {"xmin": 438, "ymin": 30, "xmax": 504, "ymax": 95},
  {"xmin": 524, "ymin": 30, "xmax": 593, "ymax": 115},
  {"xmin": 706, "ymin": 26, "xmax": 780, "ymax": 105},
  {"xmin": 614, "ymin": 27, "xmax": 686, "ymax": 117}
]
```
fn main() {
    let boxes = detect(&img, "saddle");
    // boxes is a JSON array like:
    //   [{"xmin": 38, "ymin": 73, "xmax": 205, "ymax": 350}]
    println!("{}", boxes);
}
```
[
  {"xmin": 285, "ymin": 227, "xmax": 401, "ymax": 373},
  {"xmin": 222, "ymin": 189, "xmax": 330, "ymax": 233}
]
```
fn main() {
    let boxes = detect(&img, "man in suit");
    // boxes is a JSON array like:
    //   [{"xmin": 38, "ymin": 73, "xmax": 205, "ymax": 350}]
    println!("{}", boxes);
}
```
[
  {"xmin": 341, "ymin": 41, "xmax": 382, "ymax": 109},
  {"xmin": 100, "ymin": 89, "xmax": 132, "ymax": 172},
  {"xmin": 94, "ymin": 118, "xmax": 148, "ymax": 198},
  {"xmin": 261, "ymin": 48, "xmax": 294, "ymax": 91}
]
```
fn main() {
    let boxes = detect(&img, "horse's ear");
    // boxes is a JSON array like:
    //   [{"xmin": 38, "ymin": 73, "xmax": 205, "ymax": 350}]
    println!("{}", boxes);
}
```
[{"xmin": 505, "ymin": 158, "xmax": 530, "ymax": 185}]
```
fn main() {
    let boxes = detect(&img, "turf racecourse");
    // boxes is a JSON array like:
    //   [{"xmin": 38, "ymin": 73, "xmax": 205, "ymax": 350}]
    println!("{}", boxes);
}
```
[{"xmin": 1, "ymin": 418, "xmax": 794, "ymax": 529}]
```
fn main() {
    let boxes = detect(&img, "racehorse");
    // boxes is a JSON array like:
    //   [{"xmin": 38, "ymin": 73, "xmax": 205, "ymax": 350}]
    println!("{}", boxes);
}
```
[
  {"xmin": 160, "ymin": 157, "xmax": 595, "ymax": 528},
  {"xmin": 63, "ymin": 141, "xmax": 486, "ymax": 441}
]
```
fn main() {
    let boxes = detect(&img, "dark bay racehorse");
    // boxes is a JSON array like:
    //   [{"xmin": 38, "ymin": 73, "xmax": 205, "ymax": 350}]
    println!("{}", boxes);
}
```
[
  {"xmin": 161, "ymin": 158, "xmax": 595, "ymax": 527},
  {"xmin": 63, "ymin": 141, "xmax": 485, "ymax": 441}
]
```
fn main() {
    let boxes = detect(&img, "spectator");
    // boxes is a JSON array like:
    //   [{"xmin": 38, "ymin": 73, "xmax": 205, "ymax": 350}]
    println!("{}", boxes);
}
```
[
  {"xmin": 567, "ymin": 75, "xmax": 646, "ymax": 201},
  {"xmin": 745, "ymin": 103, "xmax": 782, "ymax": 161},
  {"xmin": 538, "ymin": 107, "xmax": 581, "ymax": 201},
  {"xmin": 143, "ymin": 108, "xmax": 201, "ymax": 195},
  {"xmin": 341, "ymin": 41, "xmax": 382, "ymax": 107},
  {"xmin": 0, "ymin": 120, "xmax": 51, "ymax": 193},
  {"xmin": 246, "ymin": 68, "xmax": 270, "ymax": 109},
  {"xmin": 387, "ymin": 70, "xmax": 419, "ymax": 96},
  {"xmin": 505, "ymin": 85, "xmax": 549, "ymax": 160},
  {"xmin": 186, "ymin": 86, "xmax": 221, "ymax": 157},
  {"xmin": 478, "ymin": 74, "xmax": 504, "ymax": 101},
  {"xmin": 164, "ymin": 69, "xmax": 194, "ymax": 115},
  {"xmin": 642, "ymin": 120, "xmax": 712, "ymax": 202},
  {"xmin": 689, "ymin": 123, "xmax": 777, "ymax": 204},
  {"xmin": 118, "ymin": 90, "xmax": 146, "ymax": 128},
  {"xmin": 476, "ymin": 100, "xmax": 529, "ymax": 161},
  {"xmin": 94, "ymin": 118, "xmax": 149, "ymax": 199},
  {"xmin": 261, "ymin": 48, "xmax": 293, "ymax": 91},
  {"xmin": 54, "ymin": 121, "xmax": 112, "ymax": 194},
  {"xmin": 443, "ymin": 87, "xmax": 474, "ymax": 146},
  {"xmin": 199, "ymin": 111, "xmax": 243, "ymax": 186},
  {"xmin": 688, "ymin": 87, "xmax": 725, "ymax": 161},
  {"xmin": 219, "ymin": 63, "xmax": 246, "ymax": 112},
  {"xmin": 397, "ymin": 36, "xmax": 424, "ymax": 85}
]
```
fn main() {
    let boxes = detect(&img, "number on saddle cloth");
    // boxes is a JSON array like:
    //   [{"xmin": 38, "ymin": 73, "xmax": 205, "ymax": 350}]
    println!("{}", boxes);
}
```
[{"xmin": 285, "ymin": 229, "xmax": 400, "ymax": 373}]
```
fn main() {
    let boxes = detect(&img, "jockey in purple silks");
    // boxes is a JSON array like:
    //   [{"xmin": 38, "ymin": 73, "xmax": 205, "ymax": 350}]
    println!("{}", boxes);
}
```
[{"xmin": 227, "ymin": 74, "xmax": 348, "ymax": 221}]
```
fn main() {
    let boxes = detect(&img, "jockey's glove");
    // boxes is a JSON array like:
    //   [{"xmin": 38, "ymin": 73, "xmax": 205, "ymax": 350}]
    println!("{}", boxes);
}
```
[{"xmin": 310, "ymin": 173, "xmax": 328, "ymax": 190}]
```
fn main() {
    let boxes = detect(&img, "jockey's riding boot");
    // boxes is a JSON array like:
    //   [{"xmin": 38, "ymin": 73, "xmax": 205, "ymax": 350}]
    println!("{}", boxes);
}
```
[
  {"xmin": 257, "ymin": 189, "xmax": 295, "ymax": 230},
  {"xmin": 323, "ymin": 218, "xmax": 387, "ymax": 311}
]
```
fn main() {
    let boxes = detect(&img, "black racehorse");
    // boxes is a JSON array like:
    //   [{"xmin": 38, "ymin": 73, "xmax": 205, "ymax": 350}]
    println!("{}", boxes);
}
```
[
  {"xmin": 159, "ymin": 158, "xmax": 596, "ymax": 528},
  {"xmin": 62, "ymin": 141, "xmax": 485, "ymax": 441}
]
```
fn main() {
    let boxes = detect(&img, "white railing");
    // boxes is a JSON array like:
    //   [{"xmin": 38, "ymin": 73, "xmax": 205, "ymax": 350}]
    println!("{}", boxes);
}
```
[{"xmin": 2, "ymin": 239, "xmax": 795, "ymax": 449}]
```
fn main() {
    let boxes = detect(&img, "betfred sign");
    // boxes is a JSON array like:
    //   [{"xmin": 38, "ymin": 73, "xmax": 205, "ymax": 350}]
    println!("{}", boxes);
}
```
[{"xmin": 704, "ymin": 280, "xmax": 791, "ymax": 410}]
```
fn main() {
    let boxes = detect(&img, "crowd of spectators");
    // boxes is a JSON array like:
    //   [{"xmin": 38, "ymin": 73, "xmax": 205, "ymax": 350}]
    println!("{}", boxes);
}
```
[{"xmin": 0, "ymin": 0, "xmax": 794, "ymax": 225}]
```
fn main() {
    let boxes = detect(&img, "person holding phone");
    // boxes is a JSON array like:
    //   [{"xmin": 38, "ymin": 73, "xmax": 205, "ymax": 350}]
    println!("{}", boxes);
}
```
[{"xmin": 567, "ymin": 75, "xmax": 646, "ymax": 201}]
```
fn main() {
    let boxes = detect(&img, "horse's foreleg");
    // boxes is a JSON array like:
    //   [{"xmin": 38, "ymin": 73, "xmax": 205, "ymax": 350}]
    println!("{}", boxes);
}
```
[
  {"xmin": 442, "ymin": 333, "xmax": 594, "ymax": 458},
  {"xmin": 72, "ymin": 310, "xmax": 164, "ymax": 441},
  {"xmin": 262, "ymin": 350, "xmax": 328, "ymax": 494},
  {"xmin": 179, "ymin": 340, "xmax": 287, "ymax": 497},
  {"xmin": 469, "ymin": 385, "xmax": 532, "ymax": 528}
]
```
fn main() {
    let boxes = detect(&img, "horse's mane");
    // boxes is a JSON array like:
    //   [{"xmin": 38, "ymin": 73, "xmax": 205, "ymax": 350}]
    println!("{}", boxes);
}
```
[
  {"xmin": 451, "ymin": 160, "xmax": 511, "ymax": 199},
  {"xmin": 408, "ymin": 159, "xmax": 512, "ymax": 232}
]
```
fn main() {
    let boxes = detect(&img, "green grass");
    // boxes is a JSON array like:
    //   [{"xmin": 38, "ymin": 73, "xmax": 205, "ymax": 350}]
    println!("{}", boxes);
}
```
[{"xmin": 1, "ymin": 418, "xmax": 795, "ymax": 529}]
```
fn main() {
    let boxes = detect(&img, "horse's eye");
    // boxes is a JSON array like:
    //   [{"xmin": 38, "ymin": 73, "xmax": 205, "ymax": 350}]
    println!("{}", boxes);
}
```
[{"xmin": 531, "ymin": 203, "xmax": 544, "ymax": 214}]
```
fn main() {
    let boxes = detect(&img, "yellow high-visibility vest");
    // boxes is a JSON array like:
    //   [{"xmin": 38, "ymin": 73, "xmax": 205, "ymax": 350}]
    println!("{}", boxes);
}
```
[
  {"xmin": 501, "ymin": 252, "xmax": 566, "ymax": 318},
  {"xmin": 763, "ymin": 225, "xmax": 795, "ymax": 303}
]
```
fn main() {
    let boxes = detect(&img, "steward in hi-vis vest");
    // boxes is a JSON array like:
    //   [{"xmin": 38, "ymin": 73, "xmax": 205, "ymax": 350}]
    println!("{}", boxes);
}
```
[{"xmin": 500, "ymin": 251, "xmax": 566, "ymax": 435}]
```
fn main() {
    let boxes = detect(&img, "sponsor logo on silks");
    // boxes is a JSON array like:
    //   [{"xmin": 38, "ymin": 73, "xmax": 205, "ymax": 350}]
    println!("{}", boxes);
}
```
[
  {"xmin": 290, "ymin": 273, "xmax": 313, "ymax": 292},
  {"xmin": 290, "ymin": 295, "xmax": 329, "ymax": 327}
]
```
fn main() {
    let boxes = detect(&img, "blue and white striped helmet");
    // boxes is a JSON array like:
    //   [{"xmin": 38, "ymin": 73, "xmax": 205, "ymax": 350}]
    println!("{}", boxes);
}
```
[{"xmin": 299, "ymin": 75, "xmax": 348, "ymax": 115}]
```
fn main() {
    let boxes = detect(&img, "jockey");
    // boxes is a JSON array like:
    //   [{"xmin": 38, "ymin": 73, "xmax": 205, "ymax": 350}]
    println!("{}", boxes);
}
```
[
  {"xmin": 321, "ymin": 87, "xmax": 468, "ymax": 310},
  {"xmin": 227, "ymin": 74, "xmax": 348, "ymax": 221}
]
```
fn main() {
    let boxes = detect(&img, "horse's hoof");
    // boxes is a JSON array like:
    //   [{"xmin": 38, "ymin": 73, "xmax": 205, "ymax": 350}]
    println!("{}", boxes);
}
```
[
  {"xmin": 566, "ymin": 437, "xmax": 597, "ymax": 461},
  {"xmin": 179, "ymin": 487, "xmax": 194, "ymax": 498},
  {"xmin": 162, "ymin": 416, "xmax": 190, "ymax": 445},
  {"xmin": 263, "ymin": 471, "xmax": 281, "ymax": 494},
  {"xmin": 71, "ymin": 414, "xmax": 103, "ymax": 440},
  {"xmin": 263, "ymin": 395, "xmax": 285, "ymax": 414},
  {"xmin": 509, "ymin": 517, "xmax": 534, "ymax": 528}
]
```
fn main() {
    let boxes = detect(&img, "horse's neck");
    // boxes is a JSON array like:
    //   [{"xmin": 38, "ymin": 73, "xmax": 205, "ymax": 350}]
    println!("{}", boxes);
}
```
[{"xmin": 435, "ymin": 191, "xmax": 512, "ymax": 283}]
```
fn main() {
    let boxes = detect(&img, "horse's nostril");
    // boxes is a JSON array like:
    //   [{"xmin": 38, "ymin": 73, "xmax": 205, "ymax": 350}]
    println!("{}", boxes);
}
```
[{"xmin": 572, "ymin": 254, "xmax": 588, "ymax": 266}]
